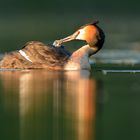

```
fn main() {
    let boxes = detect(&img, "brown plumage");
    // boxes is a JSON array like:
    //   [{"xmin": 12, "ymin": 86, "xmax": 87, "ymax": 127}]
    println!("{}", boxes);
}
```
[
  {"xmin": 0, "ymin": 21, "xmax": 105, "ymax": 70},
  {"xmin": 0, "ymin": 41, "xmax": 70, "ymax": 69}
]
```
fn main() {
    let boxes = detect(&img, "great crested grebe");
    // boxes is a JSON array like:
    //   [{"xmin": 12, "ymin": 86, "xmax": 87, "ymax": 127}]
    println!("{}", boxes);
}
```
[{"xmin": 0, "ymin": 21, "xmax": 105, "ymax": 70}]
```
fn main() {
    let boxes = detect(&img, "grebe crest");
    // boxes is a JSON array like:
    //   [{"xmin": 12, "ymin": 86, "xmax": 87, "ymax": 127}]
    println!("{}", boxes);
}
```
[
  {"xmin": 53, "ymin": 21, "xmax": 105, "ymax": 54},
  {"xmin": 53, "ymin": 21, "xmax": 105, "ymax": 70}
]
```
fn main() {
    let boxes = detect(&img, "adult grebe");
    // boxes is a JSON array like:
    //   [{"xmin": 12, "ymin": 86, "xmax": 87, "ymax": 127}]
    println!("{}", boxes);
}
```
[{"xmin": 0, "ymin": 21, "xmax": 105, "ymax": 70}]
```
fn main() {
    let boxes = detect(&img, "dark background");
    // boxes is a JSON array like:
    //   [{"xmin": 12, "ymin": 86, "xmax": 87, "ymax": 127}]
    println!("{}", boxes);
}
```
[
  {"xmin": 0, "ymin": 0, "xmax": 140, "ymax": 14},
  {"xmin": 0, "ymin": 0, "xmax": 140, "ymax": 52}
]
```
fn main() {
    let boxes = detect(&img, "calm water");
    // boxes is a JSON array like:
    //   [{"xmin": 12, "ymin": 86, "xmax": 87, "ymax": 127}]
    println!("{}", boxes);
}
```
[
  {"xmin": 0, "ymin": 67, "xmax": 140, "ymax": 140},
  {"xmin": 0, "ymin": 12, "xmax": 140, "ymax": 140}
]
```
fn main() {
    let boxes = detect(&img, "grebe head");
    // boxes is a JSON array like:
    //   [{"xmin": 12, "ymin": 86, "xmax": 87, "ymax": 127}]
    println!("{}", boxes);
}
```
[{"xmin": 53, "ymin": 21, "xmax": 105, "ymax": 51}]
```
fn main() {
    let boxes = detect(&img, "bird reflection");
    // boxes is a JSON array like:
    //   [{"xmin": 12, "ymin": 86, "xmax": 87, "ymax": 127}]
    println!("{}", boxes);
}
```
[{"xmin": 0, "ymin": 70, "xmax": 103, "ymax": 140}]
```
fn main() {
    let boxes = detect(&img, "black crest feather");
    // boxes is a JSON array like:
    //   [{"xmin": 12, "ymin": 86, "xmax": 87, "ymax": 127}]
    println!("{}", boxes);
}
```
[{"xmin": 91, "ymin": 20, "xmax": 99, "ymax": 25}]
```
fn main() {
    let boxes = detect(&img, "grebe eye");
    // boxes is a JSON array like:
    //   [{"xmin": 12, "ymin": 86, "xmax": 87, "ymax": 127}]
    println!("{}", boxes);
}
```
[{"xmin": 76, "ymin": 31, "xmax": 80, "ymax": 36}]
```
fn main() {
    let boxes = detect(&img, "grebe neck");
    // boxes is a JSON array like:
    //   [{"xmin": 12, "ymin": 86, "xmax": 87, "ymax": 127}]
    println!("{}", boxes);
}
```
[
  {"xmin": 64, "ymin": 45, "xmax": 91, "ymax": 70},
  {"xmin": 72, "ymin": 44, "xmax": 99, "ymax": 58},
  {"xmin": 64, "ymin": 45, "xmax": 99, "ymax": 70}
]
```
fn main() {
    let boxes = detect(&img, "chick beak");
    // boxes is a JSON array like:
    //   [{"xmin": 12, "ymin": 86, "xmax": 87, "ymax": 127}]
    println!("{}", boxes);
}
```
[{"xmin": 53, "ymin": 31, "xmax": 79, "ymax": 47}]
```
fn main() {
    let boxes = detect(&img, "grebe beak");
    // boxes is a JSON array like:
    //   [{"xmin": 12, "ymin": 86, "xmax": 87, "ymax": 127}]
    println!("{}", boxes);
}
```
[{"xmin": 53, "ymin": 31, "xmax": 79, "ymax": 47}]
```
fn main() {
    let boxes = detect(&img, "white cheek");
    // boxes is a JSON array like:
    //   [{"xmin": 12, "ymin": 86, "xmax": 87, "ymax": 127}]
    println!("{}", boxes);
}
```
[
  {"xmin": 79, "ymin": 29, "xmax": 86, "ymax": 34},
  {"xmin": 76, "ymin": 29, "xmax": 85, "ymax": 40}
]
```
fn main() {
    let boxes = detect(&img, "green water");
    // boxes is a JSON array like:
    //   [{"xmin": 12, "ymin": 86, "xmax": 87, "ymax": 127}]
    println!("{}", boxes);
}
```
[
  {"xmin": 0, "ymin": 65, "xmax": 140, "ymax": 140},
  {"xmin": 0, "ymin": 0, "xmax": 140, "ymax": 139}
]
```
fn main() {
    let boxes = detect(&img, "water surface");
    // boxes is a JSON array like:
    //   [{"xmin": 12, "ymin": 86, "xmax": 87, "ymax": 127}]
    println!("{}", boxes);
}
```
[{"xmin": 0, "ymin": 68, "xmax": 140, "ymax": 140}]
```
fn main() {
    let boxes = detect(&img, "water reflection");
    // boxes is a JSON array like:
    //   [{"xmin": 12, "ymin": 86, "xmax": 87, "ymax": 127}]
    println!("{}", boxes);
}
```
[{"xmin": 0, "ymin": 70, "xmax": 101, "ymax": 140}]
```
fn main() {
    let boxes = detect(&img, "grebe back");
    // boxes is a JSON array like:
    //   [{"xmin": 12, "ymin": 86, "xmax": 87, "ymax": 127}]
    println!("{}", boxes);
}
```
[{"xmin": 0, "ymin": 41, "xmax": 70, "ymax": 69}]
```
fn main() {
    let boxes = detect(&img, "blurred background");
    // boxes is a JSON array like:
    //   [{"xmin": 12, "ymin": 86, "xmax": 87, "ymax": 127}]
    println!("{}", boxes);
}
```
[
  {"xmin": 0, "ymin": 0, "xmax": 140, "ymax": 54},
  {"xmin": 1, "ymin": 2, "xmax": 140, "ymax": 140}
]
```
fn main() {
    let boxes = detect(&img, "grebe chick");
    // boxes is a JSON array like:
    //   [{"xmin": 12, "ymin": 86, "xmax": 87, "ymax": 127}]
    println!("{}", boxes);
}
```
[{"xmin": 0, "ymin": 21, "xmax": 105, "ymax": 70}]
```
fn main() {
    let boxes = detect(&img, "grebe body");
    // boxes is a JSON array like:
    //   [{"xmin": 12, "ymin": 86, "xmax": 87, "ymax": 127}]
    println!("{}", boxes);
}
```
[
  {"xmin": 0, "ymin": 21, "xmax": 105, "ymax": 70},
  {"xmin": 0, "ymin": 42, "xmax": 91, "ymax": 70},
  {"xmin": 0, "ymin": 41, "xmax": 71, "ymax": 70}
]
